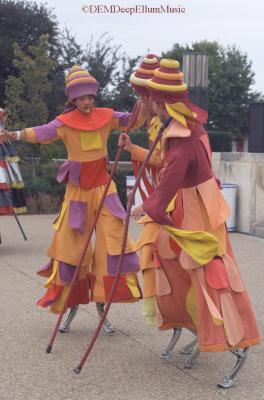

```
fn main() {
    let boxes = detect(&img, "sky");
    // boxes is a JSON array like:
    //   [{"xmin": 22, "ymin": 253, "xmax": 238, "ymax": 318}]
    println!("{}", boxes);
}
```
[{"xmin": 37, "ymin": 0, "xmax": 263, "ymax": 92}]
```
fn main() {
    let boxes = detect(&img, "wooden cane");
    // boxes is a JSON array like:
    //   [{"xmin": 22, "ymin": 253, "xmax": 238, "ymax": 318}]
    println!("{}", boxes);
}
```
[
  {"xmin": 73, "ymin": 116, "xmax": 172, "ymax": 373},
  {"xmin": 46, "ymin": 103, "xmax": 141, "ymax": 354}
]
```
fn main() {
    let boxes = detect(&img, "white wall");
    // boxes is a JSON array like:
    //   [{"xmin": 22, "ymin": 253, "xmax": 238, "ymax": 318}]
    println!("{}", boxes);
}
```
[{"xmin": 212, "ymin": 152, "xmax": 264, "ymax": 236}]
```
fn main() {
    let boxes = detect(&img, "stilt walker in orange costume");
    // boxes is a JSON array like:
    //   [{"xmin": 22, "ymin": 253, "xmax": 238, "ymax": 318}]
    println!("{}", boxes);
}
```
[
  {"xmin": 130, "ymin": 59, "xmax": 261, "ymax": 388},
  {"xmin": 0, "ymin": 65, "xmax": 144, "ymax": 333},
  {"xmin": 125, "ymin": 54, "xmax": 163, "ymax": 325},
  {"xmin": 123, "ymin": 55, "xmax": 198, "ymax": 354}
]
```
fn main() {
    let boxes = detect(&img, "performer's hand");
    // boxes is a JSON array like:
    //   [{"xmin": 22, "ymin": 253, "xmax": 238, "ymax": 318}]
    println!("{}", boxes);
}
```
[
  {"xmin": 118, "ymin": 133, "xmax": 132, "ymax": 151},
  {"xmin": 0, "ymin": 129, "xmax": 14, "ymax": 142},
  {"xmin": 131, "ymin": 204, "xmax": 144, "ymax": 220}
]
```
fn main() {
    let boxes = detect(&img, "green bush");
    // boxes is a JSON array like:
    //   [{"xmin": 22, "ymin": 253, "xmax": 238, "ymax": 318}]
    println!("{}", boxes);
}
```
[
  {"xmin": 107, "ymin": 129, "xmax": 149, "ymax": 161},
  {"xmin": 208, "ymin": 131, "xmax": 232, "ymax": 152},
  {"xmin": 113, "ymin": 169, "xmax": 134, "ymax": 209}
]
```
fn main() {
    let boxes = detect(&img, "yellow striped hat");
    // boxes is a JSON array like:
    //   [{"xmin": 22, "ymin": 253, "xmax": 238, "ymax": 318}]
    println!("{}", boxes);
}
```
[
  {"xmin": 130, "ymin": 54, "xmax": 160, "ymax": 96},
  {"xmin": 147, "ymin": 59, "xmax": 198, "ymax": 127},
  {"xmin": 147, "ymin": 59, "xmax": 187, "ymax": 95},
  {"xmin": 65, "ymin": 65, "xmax": 99, "ymax": 100}
]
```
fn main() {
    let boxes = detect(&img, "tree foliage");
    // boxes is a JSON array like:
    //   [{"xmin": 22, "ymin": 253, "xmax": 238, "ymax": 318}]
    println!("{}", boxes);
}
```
[
  {"xmin": 4, "ymin": 35, "xmax": 60, "ymax": 171},
  {"xmin": 163, "ymin": 40, "xmax": 263, "ymax": 137},
  {"xmin": 0, "ymin": 0, "xmax": 58, "ymax": 105}
]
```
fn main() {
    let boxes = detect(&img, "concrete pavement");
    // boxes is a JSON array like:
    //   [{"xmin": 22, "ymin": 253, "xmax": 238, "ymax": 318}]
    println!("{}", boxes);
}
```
[{"xmin": 0, "ymin": 215, "xmax": 263, "ymax": 400}]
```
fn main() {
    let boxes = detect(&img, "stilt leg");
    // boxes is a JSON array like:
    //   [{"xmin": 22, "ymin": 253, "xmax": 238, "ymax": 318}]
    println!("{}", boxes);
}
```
[
  {"xmin": 180, "ymin": 337, "xmax": 198, "ymax": 355},
  {"xmin": 184, "ymin": 343, "xmax": 200, "ymax": 369},
  {"xmin": 59, "ymin": 305, "xmax": 79, "ymax": 333},
  {"xmin": 217, "ymin": 347, "xmax": 249, "ymax": 389},
  {"xmin": 96, "ymin": 302, "xmax": 115, "ymax": 334},
  {"xmin": 160, "ymin": 328, "xmax": 182, "ymax": 360}
]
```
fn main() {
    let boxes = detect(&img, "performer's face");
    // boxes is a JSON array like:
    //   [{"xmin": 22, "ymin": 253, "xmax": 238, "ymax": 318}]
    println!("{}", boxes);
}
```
[{"xmin": 73, "ymin": 95, "xmax": 95, "ymax": 114}]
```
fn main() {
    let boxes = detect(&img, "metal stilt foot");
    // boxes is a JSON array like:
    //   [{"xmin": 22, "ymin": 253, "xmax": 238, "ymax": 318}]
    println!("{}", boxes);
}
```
[
  {"xmin": 180, "ymin": 337, "xmax": 198, "ymax": 355},
  {"xmin": 59, "ymin": 305, "xmax": 79, "ymax": 333},
  {"xmin": 217, "ymin": 347, "xmax": 249, "ymax": 389},
  {"xmin": 160, "ymin": 328, "xmax": 182, "ymax": 360},
  {"xmin": 184, "ymin": 343, "xmax": 200, "ymax": 369},
  {"xmin": 96, "ymin": 302, "xmax": 115, "ymax": 334}
]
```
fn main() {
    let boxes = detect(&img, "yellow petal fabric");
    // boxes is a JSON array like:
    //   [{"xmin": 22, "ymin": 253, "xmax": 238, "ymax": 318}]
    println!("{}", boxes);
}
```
[
  {"xmin": 166, "ymin": 194, "xmax": 177, "ymax": 212},
  {"xmin": 165, "ymin": 104, "xmax": 188, "ymax": 127},
  {"xmin": 80, "ymin": 130, "xmax": 103, "ymax": 151},
  {"xmin": 166, "ymin": 102, "xmax": 195, "ymax": 119},
  {"xmin": 44, "ymin": 260, "xmax": 59, "ymax": 288},
  {"xmin": 53, "ymin": 201, "xmax": 68, "ymax": 231},
  {"xmin": 142, "ymin": 297, "xmax": 157, "ymax": 326},
  {"xmin": 163, "ymin": 225, "xmax": 220, "ymax": 265},
  {"xmin": 126, "ymin": 274, "xmax": 141, "ymax": 298}
]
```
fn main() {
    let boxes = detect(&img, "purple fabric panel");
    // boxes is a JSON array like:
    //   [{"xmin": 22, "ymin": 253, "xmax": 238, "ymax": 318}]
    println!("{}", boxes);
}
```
[
  {"xmin": 68, "ymin": 200, "xmax": 87, "ymax": 233},
  {"xmin": 56, "ymin": 161, "xmax": 81, "ymax": 186},
  {"xmin": 69, "ymin": 162, "xmax": 81, "ymax": 186},
  {"xmin": 59, "ymin": 261, "xmax": 75, "ymax": 284},
  {"xmin": 104, "ymin": 192, "xmax": 127, "ymax": 220},
  {"xmin": 34, "ymin": 119, "xmax": 63, "ymax": 142},
  {"xmin": 113, "ymin": 111, "xmax": 131, "ymax": 127},
  {"xmin": 107, "ymin": 252, "xmax": 140, "ymax": 276}
]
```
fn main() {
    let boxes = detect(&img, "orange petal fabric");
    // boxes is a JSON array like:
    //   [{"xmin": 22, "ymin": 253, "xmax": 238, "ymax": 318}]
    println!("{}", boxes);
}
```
[
  {"xmin": 156, "ymin": 229, "xmax": 177, "ymax": 259},
  {"xmin": 181, "ymin": 187, "xmax": 205, "ymax": 231},
  {"xmin": 205, "ymin": 257, "xmax": 228, "ymax": 290},
  {"xmin": 156, "ymin": 267, "xmax": 171, "ymax": 296},
  {"xmin": 222, "ymin": 254, "xmax": 245, "ymax": 293},
  {"xmin": 220, "ymin": 293, "xmax": 245, "ymax": 346},
  {"xmin": 196, "ymin": 268, "xmax": 224, "ymax": 326},
  {"xmin": 179, "ymin": 250, "xmax": 199, "ymax": 270},
  {"xmin": 197, "ymin": 178, "xmax": 230, "ymax": 230}
]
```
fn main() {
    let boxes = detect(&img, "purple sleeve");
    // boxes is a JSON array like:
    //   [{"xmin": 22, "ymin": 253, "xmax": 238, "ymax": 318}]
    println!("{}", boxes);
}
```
[
  {"xmin": 142, "ymin": 138, "xmax": 192, "ymax": 226},
  {"xmin": 113, "ymin": 111, "xmax": 131, "ymax": 128},
  {"xmin": 33, "ymin": 119, "xmax": 63, "ymax": 142}
]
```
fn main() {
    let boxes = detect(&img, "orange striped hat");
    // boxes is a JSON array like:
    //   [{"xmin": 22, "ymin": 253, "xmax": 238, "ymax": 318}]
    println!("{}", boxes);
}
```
[
  {"xmin": 147, "ymin": 59, "xmax": 188, "ymax": 101},
  {"xmin": 148, "ymin": 59, "xmax": 207, "ymax": 126},
  {"xmin": 65, "ymin": 65, "xmax": 99, "ymax": 101},
  {"xmin": 130, "ymin": 54, "xmax": 160, "ymax": 96}
]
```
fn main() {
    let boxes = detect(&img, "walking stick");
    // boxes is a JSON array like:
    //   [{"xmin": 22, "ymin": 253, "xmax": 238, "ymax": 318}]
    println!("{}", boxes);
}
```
[
  {"xmin": 46, "ymin": 103, "xmax": 141, "ymax": 354},
  {"xmin": 73, "ymin": 116, "xmax": 172, "ymax": 373},
  {"xmin": 13, "ymin": 212, "xmax": 27, "ymax": 241}
]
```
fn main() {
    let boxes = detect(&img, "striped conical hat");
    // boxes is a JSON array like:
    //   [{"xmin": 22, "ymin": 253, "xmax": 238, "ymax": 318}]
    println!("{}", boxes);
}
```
[
  {"xmin": 147, "ymin": 59, "xmax": 187, "ymax": 99},
  {"xmin": 147, "ymin": 59, "xmax": 207, "ymax": 126},
  {"xmin": 130, "ymin": 54, "xmax": 160, "ymax": 96},
  {"xmin": 65, "ymin": 65, "xmax": 99, "ymax": 101}
]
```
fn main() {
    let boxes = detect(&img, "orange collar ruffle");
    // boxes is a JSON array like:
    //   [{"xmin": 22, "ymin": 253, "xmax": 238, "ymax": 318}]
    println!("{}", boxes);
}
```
[{"xmin": 56, "ymin": 108, "xmax": 113, "ymax": 131}]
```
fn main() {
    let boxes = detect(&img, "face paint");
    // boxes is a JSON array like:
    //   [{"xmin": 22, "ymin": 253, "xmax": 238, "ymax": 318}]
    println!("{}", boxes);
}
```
[{"xmin": 73, "ymin": 95, "xmax": 95, "ymax": 114}]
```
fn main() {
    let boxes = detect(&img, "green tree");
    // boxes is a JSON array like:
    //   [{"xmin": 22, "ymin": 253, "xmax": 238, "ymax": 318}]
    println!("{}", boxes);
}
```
[
  {"xmin": 0, "ymin": 0, "xmax": 59, "ymax": 105},
  {"xmin": 4, "ymin": 34, "xmax": 60, "ymax": 174},
  {"xmin": 163, "ymin": 41, "xmax": 263, "ymax": 137}
]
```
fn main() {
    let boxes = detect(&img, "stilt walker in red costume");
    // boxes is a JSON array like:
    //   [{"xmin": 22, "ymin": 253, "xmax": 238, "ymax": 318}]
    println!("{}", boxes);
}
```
[
  {"xmin": 130, "ymin": 59, "xmax": 261, "ymax": 388},
  {"xmin": 0, "ymin": 65, "xmax": 145, "ymax": 333}
]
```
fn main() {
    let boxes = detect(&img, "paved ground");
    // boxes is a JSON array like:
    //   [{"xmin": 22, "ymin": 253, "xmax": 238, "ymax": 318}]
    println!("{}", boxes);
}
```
[{"xmin": 0, "ymin": 215, "xmax": 263, "ymax": 400}]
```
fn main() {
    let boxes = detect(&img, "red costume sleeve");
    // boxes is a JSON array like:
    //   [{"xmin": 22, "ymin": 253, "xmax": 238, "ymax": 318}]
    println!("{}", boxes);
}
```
[{"xmin": 142, "ymin": 137, "xmax": 194, "ymax": 226}]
